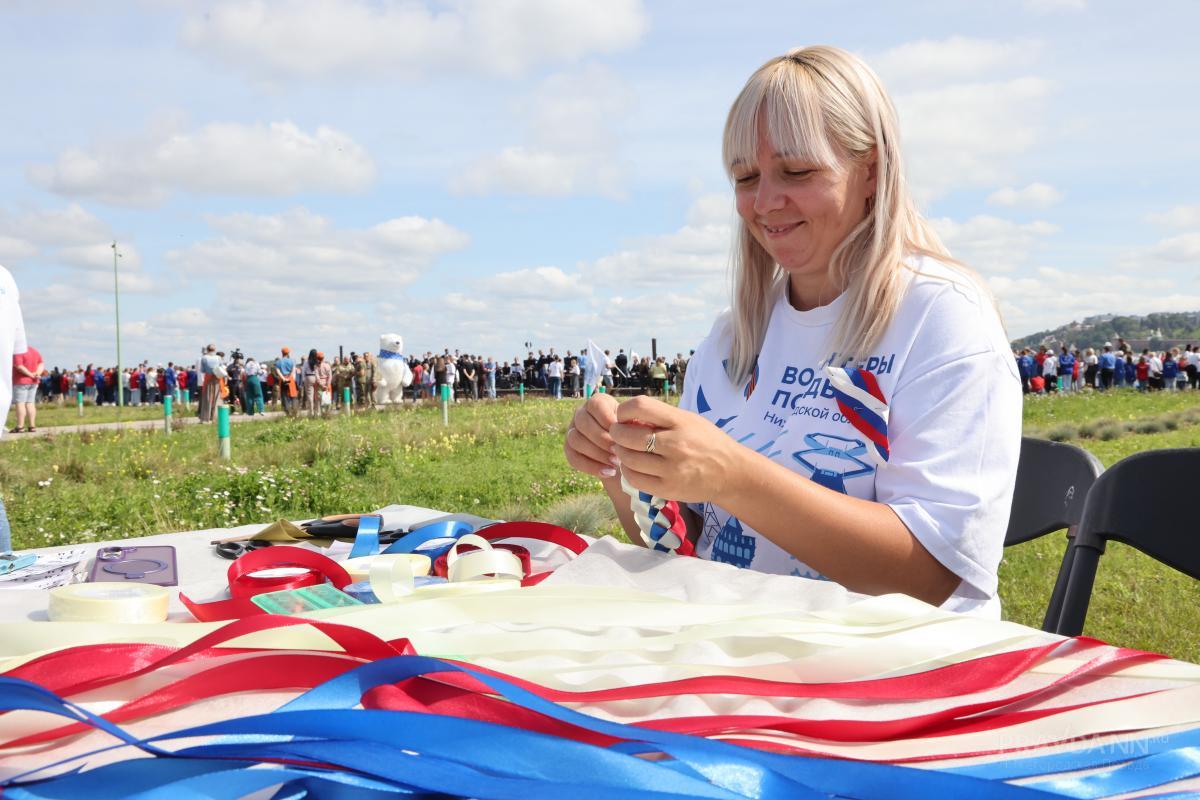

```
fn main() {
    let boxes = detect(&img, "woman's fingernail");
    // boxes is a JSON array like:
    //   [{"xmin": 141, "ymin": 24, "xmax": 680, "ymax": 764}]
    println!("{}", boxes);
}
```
[
  {"xmin": 609, "ymin": 455, "xmax": 621, "ymax": 466},
  {"xmin": 600, "ymin": 467, "xmax": 617, "ymax": 477}
]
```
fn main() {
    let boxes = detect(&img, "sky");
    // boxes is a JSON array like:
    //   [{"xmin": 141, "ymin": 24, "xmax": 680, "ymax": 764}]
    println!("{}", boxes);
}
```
[{"xmin": 2, "ymin": 0, "xmax": 1199, "ymax": 369}]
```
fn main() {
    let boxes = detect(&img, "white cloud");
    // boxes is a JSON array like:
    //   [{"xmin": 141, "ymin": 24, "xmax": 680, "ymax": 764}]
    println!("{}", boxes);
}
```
[
  {"xmin": 1144, "ymin": 233, "xmax": 1200, "ymax": 263},
  {"xmin": 29, "ymin": 121, "xmax": 375, "ymax": 207},
  {"xmin": 1024, "ymin": 0, "xmax": 1086, "ymax": 13},
  {"xmin": 987, "ymin": 182, "xmax": 1063, "ymax": 209},
  {"xmin": 0, "ymin": 236, "xmax": 38, "ymax": 262},
  {"xmin": 873, "ymin": 37, "xmax": 1042, "ymax": 88},
  {"xmin": 480, "ymin": 266, "xmax": 580, "ymax": 300},
  {"xmin": 932, "ymin": 214, "xmax": 1059, "ymax": 273},
  {"xmin": 58, "ymin": 243, "xmax": 143, "ymax": 272},
  {"xmin": 898, "ymin": 77, "xmax": 1054, "ymax": 199},
  {"xmin": 1, "ymin": 204, "xmax": 110, "ymax": 246},
  {"xmin": 450, "ymin": 64, "xmax": 633, "ymax": 198},
  {"xmin": 181, "ymin": 0, "xmax": 648, "ymax": 80},
  {"xmin": 993, "ymin": 266, "xmax": 1199, "ymax": 339},
  {"xmin": 169, "ymin": 208, "xmax": 469, "ymax": 297},
  {"xmin": 1145, "ymin": 205, "xmax": 1200, "ymax": 229},
  {"xmin": 451, "ymin": 147, "xmax": 624, "ymax": 197}
]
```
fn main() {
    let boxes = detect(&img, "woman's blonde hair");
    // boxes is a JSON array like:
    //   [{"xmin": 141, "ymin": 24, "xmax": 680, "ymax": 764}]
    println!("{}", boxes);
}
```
[{"xmin": 721, "ymin": 45, "xmax": 971, "ymax": 384}]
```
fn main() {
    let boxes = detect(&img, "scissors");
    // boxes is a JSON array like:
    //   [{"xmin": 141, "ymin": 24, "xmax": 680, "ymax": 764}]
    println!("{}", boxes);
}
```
[{"xmin": 214, "ymin": 540, "xmax": 274, "ymax": 560}]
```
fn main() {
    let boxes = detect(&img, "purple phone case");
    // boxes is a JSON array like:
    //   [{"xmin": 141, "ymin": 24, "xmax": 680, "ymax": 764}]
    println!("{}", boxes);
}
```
[{"xmin": 87, "ymin": 545, "xmax": 179, "ymax": 586}]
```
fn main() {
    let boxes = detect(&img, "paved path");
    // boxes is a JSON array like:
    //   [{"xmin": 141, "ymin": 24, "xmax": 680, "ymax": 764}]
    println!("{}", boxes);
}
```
[{"xmin": 2, "ymin": 410, "xmax": 288, "ymax": 441}]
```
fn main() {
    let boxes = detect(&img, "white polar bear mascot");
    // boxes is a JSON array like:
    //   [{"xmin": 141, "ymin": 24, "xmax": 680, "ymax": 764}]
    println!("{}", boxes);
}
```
[{"xmin": 375, "ymin": 333, "xmax": 413, "ymax": 405}]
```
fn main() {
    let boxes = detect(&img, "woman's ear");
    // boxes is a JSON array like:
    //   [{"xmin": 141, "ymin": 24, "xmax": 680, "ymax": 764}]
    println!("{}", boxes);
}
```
[{"xmin": 864, "ymin": 147, "xmax": 878, "ymax": 197}]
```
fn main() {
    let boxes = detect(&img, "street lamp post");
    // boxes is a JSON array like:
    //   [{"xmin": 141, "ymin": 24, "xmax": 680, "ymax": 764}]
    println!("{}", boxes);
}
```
[{"xmin": 111, "ymin": 241, "xmax": 123, "ymax": 408}]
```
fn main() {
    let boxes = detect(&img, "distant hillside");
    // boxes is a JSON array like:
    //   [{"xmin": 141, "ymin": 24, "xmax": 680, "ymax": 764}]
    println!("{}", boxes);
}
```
[{"xmin": 1011, "ymin": 311, "xmax": 1200, "ymax": 352}]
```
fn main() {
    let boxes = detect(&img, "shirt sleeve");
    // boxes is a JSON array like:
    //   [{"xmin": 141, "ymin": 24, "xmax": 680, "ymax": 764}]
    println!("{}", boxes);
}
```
[
  {"xmin": 10, "ymin": 279, "xmax": 27, "ymax": 355},
  {"xmin": 875, "ymin": 346, "xmax": 1022, "ymax": 601}
]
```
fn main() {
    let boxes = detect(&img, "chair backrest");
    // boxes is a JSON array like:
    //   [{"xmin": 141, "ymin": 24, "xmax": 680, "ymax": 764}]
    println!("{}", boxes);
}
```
[
  {"xmin": 1055, "ymin": 448, "xmax": 1200, "ymax": 636},
  {"xmin": 1005, "ymin": 437, "xmax": 1103, "ymax": 632},
  {"xmin": 1005, "ymin": 437, "xmax": 1103, "ymax": 547}
]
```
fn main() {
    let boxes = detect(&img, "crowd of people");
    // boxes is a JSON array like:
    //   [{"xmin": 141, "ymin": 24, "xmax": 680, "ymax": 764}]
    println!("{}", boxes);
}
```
[
  {"xmin": 404, "ymin": 349, "xmax": 692, "ymax": 402},
  {"xmin": 14, "ymin": 344, "xmax": 697, "ymax": 425},
  {"xmin": 1015, "ymin": 338, "xmax": 1200, "ymax": 393}
]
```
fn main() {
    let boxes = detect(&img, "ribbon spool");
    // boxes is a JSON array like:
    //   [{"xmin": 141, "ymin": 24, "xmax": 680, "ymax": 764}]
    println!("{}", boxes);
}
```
[
  {"xmin": 445, "ymin": 535, "xmax": 525, "ymax": 583},
  {"xmin": 48, "ymin": 584, "xmax": 170, "ymax": 623},
  {"xmin": 342, "ymin": 554, "xmax": 431, "ymax": 583},
  {"xmin": 181, "ymin": 546, "xmax": 352, "ymax": 622}
]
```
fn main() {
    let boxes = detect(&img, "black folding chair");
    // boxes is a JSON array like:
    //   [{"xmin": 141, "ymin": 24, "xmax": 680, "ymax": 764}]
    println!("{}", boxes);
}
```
[
  {"xmin": 1055, "ymin": 448, "xmax": 1200, "ymax": 637},
  {"xmin": 1005, "ymin": 436, "xmax": 1103, "ymax": 631}
]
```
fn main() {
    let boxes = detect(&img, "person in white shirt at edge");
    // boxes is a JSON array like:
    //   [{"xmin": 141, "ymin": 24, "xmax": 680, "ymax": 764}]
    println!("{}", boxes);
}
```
[
  {"xmin": 1041, "ymin": 350, "xmax": 1058, "ymax": 393},
  {"xmin": 1, "ymin": 264, "xmax": 29, "ymax": 552},
  {"xmin": 564, "ymin": 46, "xmax": 1021, "ymax": 618}
]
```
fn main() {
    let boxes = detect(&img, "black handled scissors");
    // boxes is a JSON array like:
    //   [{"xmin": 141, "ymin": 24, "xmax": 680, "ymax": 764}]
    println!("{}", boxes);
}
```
[{"xmin": 214, "ymin": 540, "xmax": 273, "ymax": 560}]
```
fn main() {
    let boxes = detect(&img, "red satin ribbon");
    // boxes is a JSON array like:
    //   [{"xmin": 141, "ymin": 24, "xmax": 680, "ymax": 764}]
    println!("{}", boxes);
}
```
[
  {"xmin": 1, "ymin": 609, "xmax": 1168, "ymax": 762},
  {"xmin": 179, "ymin": 545, "xmax": 353, "ymax": 621}
]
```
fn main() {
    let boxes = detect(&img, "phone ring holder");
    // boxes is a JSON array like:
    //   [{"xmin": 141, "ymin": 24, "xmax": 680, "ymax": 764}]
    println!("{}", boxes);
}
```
[
  {"xmin": 97, "ymin": 546, "xmax": 133, "ymax": 561},
  {"xmin": 102, "ymin": 559, "xmax": 167, "ymax": 580}
]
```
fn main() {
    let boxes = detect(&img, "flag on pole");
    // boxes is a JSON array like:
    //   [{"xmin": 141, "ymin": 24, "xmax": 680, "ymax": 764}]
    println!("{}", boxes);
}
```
[{"xmin": 584, "ymin": 339, "xmax": 606, "ymax": 393}]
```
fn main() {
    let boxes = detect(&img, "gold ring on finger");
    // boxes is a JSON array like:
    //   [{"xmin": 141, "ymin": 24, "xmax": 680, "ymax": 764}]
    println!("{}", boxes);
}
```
[{"xmin": 644, "ymin": 431, "xmax": 657, "ymax": 454}]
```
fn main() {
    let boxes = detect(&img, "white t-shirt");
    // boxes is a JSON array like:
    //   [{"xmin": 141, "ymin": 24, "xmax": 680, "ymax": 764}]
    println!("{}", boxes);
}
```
[
  {"xmin": 1, "ymin": 266, "xmax": 28, "ymax": 441},
  {"xmin": 547, "ymin": 360, "xmax": 563, "ymax": 379},
  {"xmin": 679, "ymin": 257, "xmax": 1022, "ymax": 617},
  {"xmin": 1042, "ymin": 355, "xmax": 1058, "ymax": 377}
]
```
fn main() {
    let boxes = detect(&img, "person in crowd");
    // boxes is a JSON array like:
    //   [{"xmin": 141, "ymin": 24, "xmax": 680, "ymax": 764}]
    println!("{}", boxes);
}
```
[
  {"xmin": 198, "ymin": 344, "xmax": 222, "ymax": 422},
  {"xmin": 10, "ymin": 339, "xmax": 42, "ymax": 433},
  {"xmin": 1136, "ymin": 355, "xmax": 1150, "ymax": 391},
  {"xmin": 1098, "ymin": 343, "xmax": 1116, "ymax": 390},
  {"xmin": 445, "ymin": 356, "xmax": 458, "ymax": 401},
  {"xmin": 1083, "ymin": 347, "xmax": 1098, "ymax": 389},
  {"xmin": 546, "ymin": 354, "xmax": 563, "ymax": 399},
  {"xmin": 484, "ymin": 356, "xmax": 497, "ymax": 399},
  {"xmin": 462, "ymin": 358, "xmax": 478, "ymax": 400},
  {"xmin": 564, "ymin": 354, "xmax": 579, "ymax": 398},
  {"xmin": 1148, "ymin": 349, "xmax": 1163, "ymax": 391},
  {"xmin": 274, "ymin": 347, "xmax": 297, "ymax": 416},
  {"xmin": 1163, "ymin": 350, "xmax": 1179, "ymax": 391},
  {"xmin": 301, "ymin": 349, "xmax": 321, "ymax": 416},
  {"xmin": 244, "ymin": 355, "xmax": 264, "ymax": 415},
  {"xmin": 648, "ymin": 355, "xmax": 669, "ymax": 395},
  {"xmin": 1057, "ymin": 345, "xmax": 1075, "ymax": 393},
  {"xmin": 565, "ymin": 46, "xmax": 1020, "ymax": 615},
  {"xmin": 1042, "ymin": 347, "xmax": 1058, "ymax": 393}
]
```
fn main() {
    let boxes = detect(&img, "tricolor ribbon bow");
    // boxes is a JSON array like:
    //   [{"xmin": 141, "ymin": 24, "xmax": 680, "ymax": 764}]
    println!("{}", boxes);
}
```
[
  {"xmin": 621, "ymin": 473, "xmax": 695, "ymax": 556},
  {"xmin": 823, "ymin": 364, "xmax": 890, "ymax": 466}
]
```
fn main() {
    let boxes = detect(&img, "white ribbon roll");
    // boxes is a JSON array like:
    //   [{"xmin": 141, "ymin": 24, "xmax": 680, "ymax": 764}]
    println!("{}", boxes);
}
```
[
  {"xmin": 446, "ymin": 534, "xmax": 524, "ymax": 583},
  {"xmin": 343, "ymin": 554, "xmax": 431, "ymax": 583},
  {"xmin": 367, "ymin": 555, "xmax": 418, "ymax": 604},
  {"xmin": 48, "ymin": 584, "xmax": 170, "ymax": 623}
]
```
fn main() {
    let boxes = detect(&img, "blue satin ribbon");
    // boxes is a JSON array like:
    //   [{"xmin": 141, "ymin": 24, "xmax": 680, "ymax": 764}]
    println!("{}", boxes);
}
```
[
  {"xmin": 945, "ymin": 727, "xmax": 1200, "ymax": 781},
  {"xmin": 1, "ymin": 656, "xmax": 1072, "ymax": 800},
  {"xmin": 380, "ymin": 520, "xmax": 474, "ymax": 559},
  {"xmin": 349, "ymin": 515, "xmax": 382, "ymax": 559}
]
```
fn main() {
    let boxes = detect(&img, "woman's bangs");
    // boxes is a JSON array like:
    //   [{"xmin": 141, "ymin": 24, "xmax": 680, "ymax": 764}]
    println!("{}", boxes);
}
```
[
  {"xmin": 723, "ymin": 62, "xmax": 839, "ymax": 175},
  {"xmin": 763, "ymin": 67, "xmax": 839, "ymax": 169}
]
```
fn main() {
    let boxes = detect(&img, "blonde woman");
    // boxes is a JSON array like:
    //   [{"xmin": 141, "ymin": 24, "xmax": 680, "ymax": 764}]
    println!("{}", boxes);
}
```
[{"xmin": 564, "ymin": 46, "xmax": 1021, "ymax": 616}]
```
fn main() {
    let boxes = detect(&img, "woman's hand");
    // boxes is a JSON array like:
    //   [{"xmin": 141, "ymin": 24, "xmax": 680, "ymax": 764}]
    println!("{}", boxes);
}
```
[
  {"xmin": 563, "ymin": 393, "xmax": 622, "ymax": 480},
  {"xmin": 609, "ymin": 396, "xmax": 746, "ymax": 504}
]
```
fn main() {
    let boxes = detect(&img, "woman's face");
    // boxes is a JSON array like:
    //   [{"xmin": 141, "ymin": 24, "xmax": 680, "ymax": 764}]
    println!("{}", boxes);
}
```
[{"xmin": 732, "ymin": 118, "xmax": 875, "ymax": 309}]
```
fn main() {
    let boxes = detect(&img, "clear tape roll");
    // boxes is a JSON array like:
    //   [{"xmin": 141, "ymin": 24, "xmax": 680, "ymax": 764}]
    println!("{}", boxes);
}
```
[
  {"xmin": 343, "ymin": 554, "xmax": 431, "ymax": 583},
  {"xmin": 446, "ymin": 535, "xmax": 524, "ymax": 583},
  {"xmin": 48, "ymin": 583, "xmax": 170, "ymax": 623}
]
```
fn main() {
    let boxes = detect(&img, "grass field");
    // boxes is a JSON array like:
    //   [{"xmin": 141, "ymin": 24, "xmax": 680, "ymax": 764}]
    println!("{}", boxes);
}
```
[
  {"xmin": 3, "ymin": 389, "xmax": 1199, "ymax": 661},
  {"xmin": 6, "ymin": 402, "xmax": 176, "ymax": 429}
]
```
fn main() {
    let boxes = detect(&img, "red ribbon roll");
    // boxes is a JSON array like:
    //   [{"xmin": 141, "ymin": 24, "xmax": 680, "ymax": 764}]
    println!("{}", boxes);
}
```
[{"xmin": 180, "ymin": 545, "xmax": 353, "ymax": 622}]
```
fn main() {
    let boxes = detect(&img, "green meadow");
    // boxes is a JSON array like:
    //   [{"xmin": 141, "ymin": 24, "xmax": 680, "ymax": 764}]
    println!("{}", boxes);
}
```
[{"xmin": 3, "ymin": 389, "xmax": 1199, "ymax": 661}]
